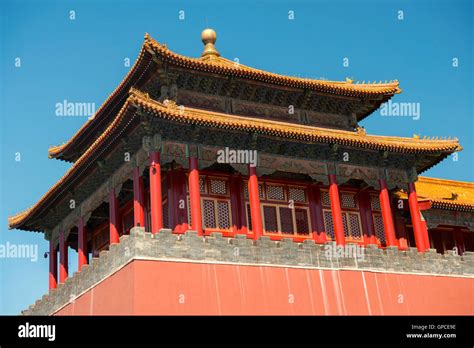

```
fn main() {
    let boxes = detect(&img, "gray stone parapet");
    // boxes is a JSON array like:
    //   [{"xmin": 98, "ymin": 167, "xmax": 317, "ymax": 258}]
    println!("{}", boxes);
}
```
[{"xmin": 22, "ymin": 227, "xmax": 474, "ymax": 315}]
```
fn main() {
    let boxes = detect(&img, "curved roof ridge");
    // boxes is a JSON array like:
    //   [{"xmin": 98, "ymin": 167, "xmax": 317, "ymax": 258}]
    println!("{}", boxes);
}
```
[{"xmin": 144, "ymin": 34, "xmax": 401, "ymax": 96}]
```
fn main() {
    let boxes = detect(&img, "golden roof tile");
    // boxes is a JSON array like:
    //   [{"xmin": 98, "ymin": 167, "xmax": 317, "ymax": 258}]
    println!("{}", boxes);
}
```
[{"xmin": 395, "ymin": 176, "xmax": 474, "ymax": 212}]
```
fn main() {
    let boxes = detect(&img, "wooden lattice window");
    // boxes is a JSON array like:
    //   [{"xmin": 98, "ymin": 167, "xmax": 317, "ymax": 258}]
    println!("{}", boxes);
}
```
[
  {"xmin": 321, "ymin": 190, "xmax": 331, "ymax": 207},
  {"xmin": 200, "ymin": 198, "xmax": 232, "ymax": 230},
  {"xmin": 288, "ymin": 186, "xmax": 307, "ymax": 203},
  {"xmin": 260, "ymin": 203, "xmax": 311, "ymax": 236},
  {"xmin": 322, "ymin": 191, "xmax": 362, "ymax": 242},
  {"xmin": 209, "ymin": 178, "xmax": 228, "ymax": 196},
  {"xmin": 341, "ymin": 193, "xmax": 358, "ymax": 209},
  {"xmin": 323, "ymin": 210, "xmax": 335, "ymax": 239},
  {"xmin": 266, "ymin": 184, "xmax": 285, "ymax": 201},
  {"xmin": 243, "ymin": 181, "xmax": 264, "ymax": 199},
  {"xmin": 370, "ymin": 195, "xmax": 382, "ymax": 212},
  {"xmin": 373, "ymin": 214, "xmax": 386, "ymax": 244},
  {"xmin": 370, "ymin": 195, "xmax": 385, "ymax": 245}
]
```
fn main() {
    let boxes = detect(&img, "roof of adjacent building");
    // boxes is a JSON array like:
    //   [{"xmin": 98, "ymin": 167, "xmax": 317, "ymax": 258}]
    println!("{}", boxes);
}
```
[
  {"xmin": 48, "ymin": 30, "xmax": 401, "ymax": 162},
  {"xmin": 401, "ymin": 177, "xmax": 474, "ymax": 213},
  {"xmin": 7, "ymin": 88, "xmax": 466, "ymax": 231}
]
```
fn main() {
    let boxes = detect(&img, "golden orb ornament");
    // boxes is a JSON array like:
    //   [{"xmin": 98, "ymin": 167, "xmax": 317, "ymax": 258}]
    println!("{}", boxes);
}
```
[{"xmin": 201, "ymin": 28, "xmax": 219, "ymax": 57}]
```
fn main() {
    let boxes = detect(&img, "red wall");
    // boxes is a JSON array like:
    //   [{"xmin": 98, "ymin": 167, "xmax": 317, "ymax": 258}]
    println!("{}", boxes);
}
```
[{"xmin": 55, "ymin": 260, "xmax": 473, "ymax": 315}]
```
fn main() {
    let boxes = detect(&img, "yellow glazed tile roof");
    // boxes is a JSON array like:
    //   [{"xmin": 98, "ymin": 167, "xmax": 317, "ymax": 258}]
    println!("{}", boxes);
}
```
[
  {"xmin": 144, "ymin": 33, "xmax": 402, "ymax": 98},
  {"xmin": 130, "ymin": 89, "xmax": 460, "ymax": 154},
  {"xmin": 49, "ymin": 32, "xmax": 401, "ymax": 160},
  {"xmin": 395, "ymin": 176, "xmax": 474, "ymax": 212}
]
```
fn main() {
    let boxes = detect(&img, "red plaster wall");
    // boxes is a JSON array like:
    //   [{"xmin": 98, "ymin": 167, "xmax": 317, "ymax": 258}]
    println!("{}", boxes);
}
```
[{"xmin": 55, "ymin": 260, "xmax": 473, "ymax": 315}]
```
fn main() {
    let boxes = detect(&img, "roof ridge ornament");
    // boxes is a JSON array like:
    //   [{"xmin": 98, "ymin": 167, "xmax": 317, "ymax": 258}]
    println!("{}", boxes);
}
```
[{"xmin": 201, "ymin": 28, "xmax": 220, "ymax": 58}]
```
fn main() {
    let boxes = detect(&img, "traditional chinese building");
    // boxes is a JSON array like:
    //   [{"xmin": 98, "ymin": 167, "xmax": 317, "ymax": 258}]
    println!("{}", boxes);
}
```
[{"xmin": 9, "ymin": 29, "xmax": 473, "ymax": 315}]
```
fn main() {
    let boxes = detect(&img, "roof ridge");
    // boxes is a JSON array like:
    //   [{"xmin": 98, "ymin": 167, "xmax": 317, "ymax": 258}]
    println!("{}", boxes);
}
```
[
  {"xmin": 418, "ymin": 176, "xmax": 474, "ymax": 188},
  {"xmin": 144, "ymin": 33, "xmax": 401, "ymax": 93}
]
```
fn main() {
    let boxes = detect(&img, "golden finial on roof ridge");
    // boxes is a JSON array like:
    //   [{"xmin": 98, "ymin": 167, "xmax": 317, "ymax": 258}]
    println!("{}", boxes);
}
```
[{"xmin": 201, "ymin": 28, "xmax": 220, "ymax": 58}]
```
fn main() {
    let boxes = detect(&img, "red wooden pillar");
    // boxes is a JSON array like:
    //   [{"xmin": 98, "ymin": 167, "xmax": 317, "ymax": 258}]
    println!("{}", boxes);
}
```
[
  {"xmin": 149, "ymin": 151, "xmax": 163, "ymax": 234},
  {"xmin": 408, "ymin": 182, "xmax": 426, "ymax": 252},
  {"xmin": 78, "ymin": 217, "xmax": 88, "ymax": 271},
  {"xmin": 59, "ymin": 231, "xmax": 68, "ymax": 284},
  {"xmin": 358, "ymin": 190, "xmax": 376, "ymax": 245},
  {"xmin": 109, "ymin": 188, "xmax": 121, "ymax": 244},
  {"xmin": 133, "ymin": 166, "xmax": 146, "ymax": 227},
  {"xmin": 309, "ymin": 184, "xmax": 326, "ymax": 243},
  {"xmin": 49, "ymin": 240, "xmax": 57, "ymax": 290},
  {"xmin": 188, "ymin": 157, "xmax": 203, "ymax": 236},
  {"xmin": 328, "ymin": 174, "xmax": 345, "ymax": 246},
  {"xmin": 379, "ymin": 179, "xmax": 397, "ymax": 247},
  {"xmin": 248, "ymin": 165, "xmax": 263, "ymax": 240}
]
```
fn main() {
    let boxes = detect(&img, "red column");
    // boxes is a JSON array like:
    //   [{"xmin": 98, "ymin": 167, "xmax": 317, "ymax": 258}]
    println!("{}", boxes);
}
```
[
  {"xmin": 133, "ymin": 166, "xmax": 146, "ymax": 227},
  {"xmin": 408, "ymin": 182, "xmax": 426, "ymax": 252},
  {"xmin": 248, "ymin": 165, "xmax": 263, "ymax": 240},
  {"xmin": 309, "ymin": 185, "xmax": 326, "ymax": 243},
  {"xmin": 78, "ymin": 217, "xmax": 88, "ymax": 271},
  {"xmin": 109, "ymin": 188, "xmax": 120, "ymax": 244},
  {"xmin": 149, "ymin": 151, "xmax": 163, "ymax": 234},
  {"xmin": 328, "ymin": 174, "xmax": 345, "ymax": 246},
  {"xmin": 379, "ymin": 179, "xmax": 397, "ymax": 247},
  {"xmin": 188, "ymin": 157, "xmax": 203, "ymax": 236},
  {"xmin": 59, "ymin": 231, "xmax": 68, "ymax": 284},
  {"xmin": 49, "ymin": 240, "xmax": 57, "ymax": 290}
]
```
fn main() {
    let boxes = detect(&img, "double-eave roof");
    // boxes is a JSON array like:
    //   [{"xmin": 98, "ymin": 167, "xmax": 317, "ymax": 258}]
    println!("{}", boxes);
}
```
[{"xmin": 48, "ymin": 33, "xmax": 401, "ymax": 162}]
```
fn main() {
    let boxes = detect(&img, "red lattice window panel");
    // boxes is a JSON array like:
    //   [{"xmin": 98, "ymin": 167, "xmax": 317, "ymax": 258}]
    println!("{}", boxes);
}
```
[
  {"xmin": 348, "ymin": 213, "xmax": 362, "ymax": 240},
  {"xmin": 373, "ymin": 213, "xmax": 386, "ymax": 244},
  {"xmin": 210, "ymin": 178, "xmax": 228, "ymax": 196},
  {"xmin": 217, "ymin": 201, "xmax": 231, "ymax": 229},
  {"xmin": 370, "ymin": 195, "xmax": 381, "ymax": 212},
  {"xmin": 246, "ymin": 203, "xmax": 252, "ymax": 231},
  {"xmin": 243, "ymin": 181, "xmax": 264, "ymax": 199},
  {"xmin": 295, "ymin": 208, "xmax": 310, "ymax": 235},
  {"xmin": 187, "ymin": 196, "xmax": 192, "ymax": 226},
  {"xmin": 289, "ymin": 187, "xmax": 306, "ymax": 203},
  {"xmin": 199, "ymin": 177, "xmax": 206, "ymax": 193},
  {"xmin": 266, "ymin": 184, "xmax": 285, "ymax": 201},
  {"xmin": 321, "ymin": 191, "xmax": 331, "ymax": 207},
  {"xmin": 279, "ymin": 207, "xmax": 294, "ymax": 234},
  {"xmin": 203, "ymin": 199, "xmax": 216, "ymax": 229},
  {"xmin": 341, "ymin": 193, "xmax": 357, "ymax": 209},
  {"xmin": 323, "ymin": 210, "xmax": 335, "ymax": 239},
  {"xmin": 263, "ymin": 206, "xmax": 278, "ymax": 233}
]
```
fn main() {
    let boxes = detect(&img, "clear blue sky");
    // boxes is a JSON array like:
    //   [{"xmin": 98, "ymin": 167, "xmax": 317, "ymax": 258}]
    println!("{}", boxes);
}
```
[{"xmin": 0, "ymin": 0, "xmax": 472, "ymax": 315}]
